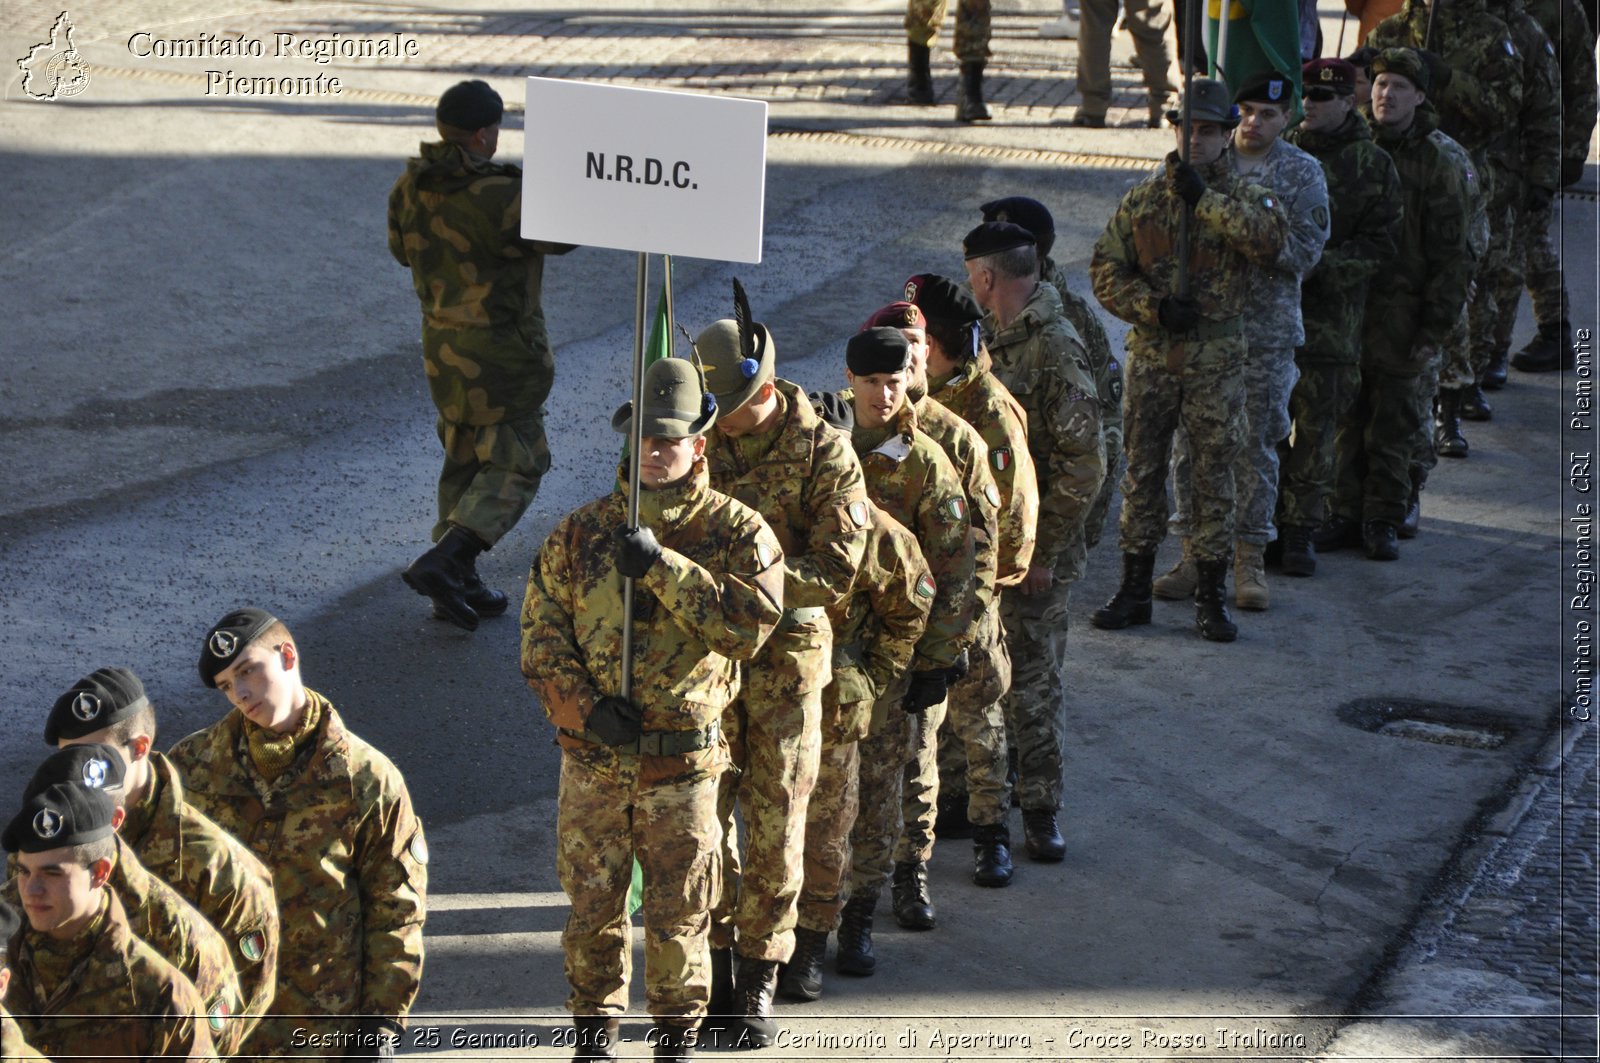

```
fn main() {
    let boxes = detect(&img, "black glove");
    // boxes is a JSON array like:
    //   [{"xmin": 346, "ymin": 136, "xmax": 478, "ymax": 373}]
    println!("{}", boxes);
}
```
[
  {"xmin": 1171, "ymin": 160, "xmax": 1207, "ymax": 207},
  {"xmin": 809, "ymin": 389, "xmax": 854, "ymax": 431},
  {"xmin": 1562, "ymin": 157, "xmax": 1587, "ymax": 188},
  {"xmin": 903, "ymin": 670, "xmax": 949, "ymax": 714},
  {"xmin": 614, "ymin": 526, "xmax": 662, "ymax": 579},
  {"xmin": 1525, "ymin": 184, "xmax": 1556, "ymax": 213},
  {"xmin": 348, "ymin": 1018, "xmax": 401, "ymax": 1061},
  {"xmin": 1417, "ymin": 49, "xmax": 1452, "ymax": 91},
  {"xmin": 944, "ymin": 646, "xmax": 971, "ymax": 683},
  {"xmin": 586, "ymin": 696, "xmax": 644, "ymax": 746},
  {"xmin": 1157, "ymin": 296, "xmax": 1202, "ymax": 333}
]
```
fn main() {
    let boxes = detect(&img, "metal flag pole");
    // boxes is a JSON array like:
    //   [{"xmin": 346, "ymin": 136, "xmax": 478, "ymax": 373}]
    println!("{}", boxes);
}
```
[
  {"xmin": 1178, "ymin": 0, "xmax": 1200, "ymax": 300},
  {"xmin": 621, "ymin": 252, "xmax": 650, "ymax": 701},
  {"xmin": 664, "ymin": 254, "xmax": 675, "ymax": 359},
  {"xmin": 1338, "ymin": 9, "xmax": 1350, "ymax": 55}
]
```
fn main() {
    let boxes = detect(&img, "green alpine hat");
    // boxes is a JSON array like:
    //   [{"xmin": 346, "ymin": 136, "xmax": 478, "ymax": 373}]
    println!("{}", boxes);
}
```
[
  {"xmin": 696, "ymin": 318, "xmax": 775, "ymax": 415},
  {"xmin": 611, "ymin": 356, "xmax": 718, "ymax": 439},
  {"xmin": 1166, "ymin": 77, "xmax": 1240, "ymax": 127}
]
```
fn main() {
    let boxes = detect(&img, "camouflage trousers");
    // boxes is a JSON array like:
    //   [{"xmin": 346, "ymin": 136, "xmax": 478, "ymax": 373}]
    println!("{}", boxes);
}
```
[
  {"xmin": 1279, "ymin": 359, "xmax": 1361, "ymax": 529},
  {"xmin": 1519, "ymin": 198, "xmax": 1569, "ymax": 330},
  {"xmin": 848, "ymin": 679, "xmax": 919, "ymax": 899},
  {"xmin": 710, "ymin": 687, "xmax": 822, "ymax": 962},
  {"xmin": 434, "ymin": 412, "xmax": 551, "ymax": 546},
  {"xmin": 1439, "ymin": 294, "xmax": 1476, "ymax": 393},
  {"xmin": 1119, "ymin": 330, "xmax": 1248, "ymax": 563},
  {"xmin": 906, "ymin": 0, "xmax": 991, "ymax": 61},
  {"xmin": 1077, "ymin": 0, "xmax": 1179, "ymax": 120},
  {"xmin": 1085, "ymin": 434, "xmax": 1124, "ymax": 554},
  {"xmin": 1465, "ymin": 193, "xmax": 1515, "ymax": 380},
  {"xmin": 796, "ymin": 733, "xmax": 861, "ymax": 934},
  {"xmin": 1331, "ymin": 355, "xmax": 1432, "ymax": 527},
  {"xmin": 556, "ymin": 751, "xmax": 721, "ymax": 1020},
  {"xmin": 932, "ymin": 604, "xmax": 1015, "ymax": 829},
  {"xmin": 1000, "ymin": 575, "xmax": 1072, "ymax": 813},
  {"xmin": 1171, "ymin": 345, "xmax": 1297, "ymax": 546}
]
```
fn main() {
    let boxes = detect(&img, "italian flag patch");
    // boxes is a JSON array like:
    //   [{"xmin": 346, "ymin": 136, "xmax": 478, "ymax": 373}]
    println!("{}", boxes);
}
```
[
  {"xmin": 991, "ymin": 447, "xmax": 1011, "ymax": 473},
  {"xmin": 915, "ymin": 574, "xmax": 937, "ymax": 600},
  {"xmin": 944, "ymin": 497, "xmax": 967, "ymax": 521}
]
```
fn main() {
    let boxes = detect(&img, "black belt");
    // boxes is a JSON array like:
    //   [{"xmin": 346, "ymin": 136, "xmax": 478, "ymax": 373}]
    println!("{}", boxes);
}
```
[{"xmin": 561, "ymin": 720, "xmax": 721, "ymax": 756}]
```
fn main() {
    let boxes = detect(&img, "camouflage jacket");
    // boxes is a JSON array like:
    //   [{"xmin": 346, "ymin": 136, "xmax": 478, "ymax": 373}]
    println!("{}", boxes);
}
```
[
  {"xmin": 169, "ymin": 695, "xmax": 428, "ymax": 1050},
  {"xmin": 1288, "ymin": 110, "xmax": 1404, "ymax": 364},
  {"xmin": 1228, "ymin": 137, "xmax": 1331, "ymax": 349},
  {"xmin": 983, "ymin": 283, "xmax": 1105, "ymax": 575},
  {"xmin": 1092, "ymin": 152, "xmax": 1289, "ymax": 330},
  {"xmin": 1525, "ymin": 0, "xmax": 1597, "ymax": 172},
  {"xmin": 0, "ymin": 1007, "xmax": 48, "ymax": 1060},
  {"xmin": 387, "ymin": 140, "xmax": 576, "ymax": 426},
  {"xmin": 1043, "ymin": 257, "xmax": 1124, "ymax": 454},
  {"xmin": 122, "ymin": 752, "xmax": 278, "ymax": 1042},
  {"xmin": 8, "ymin": 838, "xmax": 243, "ymax": 1053},
  {"xmin": 824, "ymin": 504, "xmax": 933, "ymax": 740},
  {"xmin": 1368, "ymin": 0, "xmax": 1522, "ymax": 155},
  {"xmin": 1428, "ymin": 124, "xmax": 1491, "ymax": 262},
  {"xmin": 910, "ymin": 388, "xmax": 998, "ymax": 625},
  {"xmin": 522, "ymin": 458, "xmax": 785, "ymax": 781},
  {"xmin": 928, "ymin": 346, "xmax": 1039, "ymax": 586},
  {"xmin": 7, "ymin": 891, "xmax": 218, "ymax": 1062},
  {"xmin": 851, "ymin": 404, "xmax": 976, "ymax": 671},
  {"xmin": 1365, "ymin": 107, "xmax": 1474, "ymax": 359},
  {"xmin": 1484, "ymin": 0, "xmax": 1563, "ymax": 194},
  {"xmin": 705, "ymin": 378, "xmax": 870, "ymax": 697}
]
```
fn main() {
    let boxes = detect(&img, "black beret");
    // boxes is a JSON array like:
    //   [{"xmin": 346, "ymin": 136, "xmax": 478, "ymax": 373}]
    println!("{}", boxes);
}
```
[
  {"xmin": 962, "ymin": 221, "xmax": 1036, "ymax": 261},
  {"xmin": 1344, "ymin": 46, "xmax": 1380, "ymax": 73},
  {"xmin": 45, "ymin": 667, "xmax": 149, "ymax": 744},
  {"xmin": 24, "ymin": 744, "xmax": 128, "ymax": 803},
  {"xmin": 2, "ymin": 783, "xmax": 115, "ymax": 853},
  {"xmin": 980, "ymin": 196, "xmax": 1056, "ymax": 257},
  {"xmin": 808, "ymin": 390, "xmax": 855, "ymax": 432},
  {"xmin": 1234, "ymin": 69, "xmax": 1295, "ymax": 105},
  {"xmin": 436, "ymin": 79, "xmax": 503, "ymax": 131},
  {"xmin": 904, "ymin": 274, "xmax": 983, "ymax": 325},
  {"xmin": 199, "ymin": 607, "xmax": 279, "ymax": 689},
  {"xmin": 846, "ymin": 327, "xmax": 912, "ymax": 376},
  {"xmin": 0, "ymin": 897, "xmax": 19, "ymax": 951}
]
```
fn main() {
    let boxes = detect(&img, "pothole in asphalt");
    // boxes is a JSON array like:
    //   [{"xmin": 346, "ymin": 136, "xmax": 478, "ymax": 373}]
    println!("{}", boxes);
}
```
[{"xmin": 1338, "ymin": 697, "xmax": 1517, "ymax": 749}]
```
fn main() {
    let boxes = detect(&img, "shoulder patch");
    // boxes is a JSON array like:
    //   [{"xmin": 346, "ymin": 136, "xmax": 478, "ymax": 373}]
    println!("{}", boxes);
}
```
[
  {"xmin": 410, "ymin": 832, "xmax": 430, "ymax": 865},
  {"xmin": 1261, "ymin": 194, "xmax": 1278, "ymax": 210},
  {"xmin": 990, "ymin": 446, "xmax": 1012, "ymax": 473},
  {"xmin": 848, "ymin": 499, "xmax": 870, "ymax": 529},
  {"xmin": 984, "ymin": 483, "xmax": 1002, "ymax": 509},
  {"xmin": 239, "ymin": 930, "xmax": 266, "ymax": 963},
  {"xmin": 915, "ymin": 573, "xmax": 937, "ymax": 600},
  {"xmin": 1312, "ymin": 205, "xmax": 1329, "ymax": 229},
  {"xmin": 756, "ymin": 541, "xmax": 776, "ymax": 570},
  {"xmin": 1503, "ymin": 39, "xmax": 1516, "ymax": 55},
  {"xmin": 208, "ymin": 998, "xmax": 230, "ymax": 1033},
  {"xmin": 1544, "ymin": 40, "xmax": 1555, "ymax": 55},
  {"xmin": 943, "ymin": 497, "xmax": 968, "ymax": 522}
]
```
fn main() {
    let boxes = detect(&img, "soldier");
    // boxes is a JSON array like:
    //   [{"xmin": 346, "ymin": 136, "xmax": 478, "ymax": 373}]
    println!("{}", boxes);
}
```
[
  {"xmin": 521, "ymin": 356, "xmax": 785, "ymax": 1061},
  {"xmin": 44, "ymin": 666, "xmax": 279, "ymax": 1043},
  {"xmin": 697, "ymin": 295, "xmax": 871, "ymax": 1046},
  {"xmin": 906, "ymin": 273, "xmax": 1039, "ymax": 884},
  {"xmin": 170, "ymin": 608, "xmax": 428, "ymax": 1059},
  {"xmin": 1090, "ymin": 78, "xmax": 1288, "ymax": 642},
  {"xmin": 388, "ymin": 79, "xmax": 577, "ymax": 629},
  {"xmin": 5, "ymin": 745, "xmax": 245, "ymax": 1054},
  {"xmin": 905, "ymin": 0, "xmax": 993, "ymax": 121},
  {"xmin": 1322, "ymin": 49, "xmax": 1472, "ymax": 560},
  {"xmin": 780, "ymin": 395, "xmax": 931, "ymax": 1004},
  {"xmin": 838, "ymin": 326, "xmax": 976, "ymax": 979},
  {"xmin": 0, "ymin": 899, "xmax": 48, "ymax": 1060},
  {"xmin": 979, "ymin": 197, "xmax": 1123, "ymax": 564},
  {"xmin": 3, "ymin": 784, "xmax": 217, "ymax": 1061},
  {"xmin": 1072, "ymin": 0, "xmax": 1181, "ymax": 127},
  {"xmin": 967, "ymin": 220, "xmax": 1104, "ymax": 858},
  {"xmin": 1163, "ymin": 71, "xmax": 1329, "ymax": 611},
  {"xmin": 1280, "ymin": 58, "xmax": 1402, "ymax": 577}
]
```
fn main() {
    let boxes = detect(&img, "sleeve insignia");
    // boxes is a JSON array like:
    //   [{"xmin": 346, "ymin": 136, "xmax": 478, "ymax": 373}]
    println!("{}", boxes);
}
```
[
  {"xmin": 1312, "ymin": 205, "xmax": 1329, "ymax": 229},
  {"xmin": 208, "ymin": 998, "xmax": 231, "ymax": 1032},
  {"xmin": 1262, "ymin": 194, "xmax": 1278, "ymax": 209},
  {"xmin": 848, "ymin": 499, "xmax": 870, "ymax": 528},
  {"xmin": 915, "ymin": 573, "xmax": 937, "ymax": 600},
  {"xmin": 984, "ymin": 483, "xmax": 1002, "ymax": 509},
  {"xmin": 1503, "ymin": 39, "xmax": 1515, "ymax": 55},
  {"xmin": 410, "ymin": 833, "xmax": 430, "ymax": 865},
  {"xmin": 756, "ymin": 541, "xmax": 776, "ymax": 569},
  {"xmin": 990, "ymin": 446, "xmax": 1012, "ymax": 472},
  {"xmin": 1544, "ymin": 41, "xmax": 1554, "ymax": 55},
  {"xmin": 239, "ymin": 930, "xmax": 266, "ymax": 963},
  {"xmin": 944, "ymin": 497, "xmax": 968, "ymax": 522}
]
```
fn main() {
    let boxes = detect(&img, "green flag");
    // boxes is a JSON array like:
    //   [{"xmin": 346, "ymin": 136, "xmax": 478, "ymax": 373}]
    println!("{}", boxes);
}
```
[{"xmin": 1206, "ymin": 0, "xmax": 1304, "ymax": 121}]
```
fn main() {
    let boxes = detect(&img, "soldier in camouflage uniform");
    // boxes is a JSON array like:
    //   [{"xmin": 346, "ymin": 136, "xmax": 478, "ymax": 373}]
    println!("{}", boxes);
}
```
[
  {"xmin": 5, "ymin": 746, "xmax": 243, "ymax": 1054},
  {"xmin": 1165, "ymin": 71, "xmax": 1330, "ymax": 612},
  {"xmin": 1, "ymin": 900, "xmax": 49, "ymax": 1061},
  {"xmin": 905, "ymin": 0, "xmax": 994, "ymax": 122},
  {"xmin": 172, "ymin": 608, "xmax": 428, "ymax": 1060},
  {"xmin": 1280, "ymin": 58, "xmax": 1403, "ymax": 576},
  {"xmin": 696, "ymin": 308, "xmax": 870, "ymax": 1046},
  {"xmin": 45, "ymin": 666, "xmax": 279, "ymax": 1047},
  {"xmin": 967, "ymin": 221, "xmax": 1104, "ymax": 859},
  {"xmin": 1322, "ymin": 50, "xmax": 1472, "ymax": 561},
  {"xmin": 388, "ymin": 79, "xmax": 577, "ymax": 630},
  {"xmin": 4, "ymin": 785, "xmax": 218, "ymax": 1062},
  {"xmin": 839, "ymin": 327, "xmax": 975, "ymax": 980},
  {"xmin": 522, "ymin": 356, "xmax": 785, "ymax": 1060},
  {"xmin": 1090, "ymin": 79, "xmax": 1289, "ymax": 643}
]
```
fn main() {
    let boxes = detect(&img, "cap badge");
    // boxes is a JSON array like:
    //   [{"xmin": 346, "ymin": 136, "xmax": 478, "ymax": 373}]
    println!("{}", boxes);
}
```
[
  {"xmin": 32, "ymin": 808, "xmax": 63, "ymax": 840},
  {"xmin": 71, "ymin": 691, "xmax": 102, "ymax": 722},
  {"xmin": 82, "ymin": 758, "xmax": 108, "ymax": 789},
  {"xmin": 1320, "ymin": 68, "xmax": 1334, "ymax": 82},
  {"xmin": 209, "ymin": 630, "xmax": 239, "ymax": 658},
  {"xmin": 1268, "ymin": 79, "xmax": 1284, "ymax": 101},
  {"xmin": 904, "ymin": 307, "xmax": 918, "ymax": 327},
  {"xmin": 904, "ymin": 280, "xmax": 919, "ymax": 301}
]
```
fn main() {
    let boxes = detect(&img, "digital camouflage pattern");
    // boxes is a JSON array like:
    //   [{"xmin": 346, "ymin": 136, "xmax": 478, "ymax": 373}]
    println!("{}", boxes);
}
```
[
  {"xmin": 797, "ymin": 741, "xmax": 860, "ymax": 934},
  {"xmin": 927, "ymin": 346, "xmax": 1039, "ymax": 586},
  {"xmin": 0, "ymin": 1006, "xmax": 48, "ymax": 1060},
  {"xmin": 169, "ymin": 695, "xmax": 428, "ymax": 1056},
  {"xmin": 1525, "ymin": 0, "xmax": 1597, "ymax": 177},
  {"xmin": 906, "ymin": 0, "xmax": 991, "ymax": 61},
  {"xmin": 7, "ymin": 891, "xmax": 218, "ymax": 1062},
  {"xmin": 932, "ymin": 603, "xmax": 1013, "ymax": 826},
  {"xmin": 1000, "ymin": 576, "xmax": 1072, "ymax": 811},
  {"xmin": 1280, "ymin": 362, "xmax": 1363, "ymax": 527},
  {"xmin": 1091, "ymin": 152, "xmax": 1288, "ymax": 562},
  {"xmin": 847, "ymin": 673, "xmax": 917, "ymax": 900},
  {"xmin": 1431, "ymin": 128, "xmax": 1490, "ymax": 391},
  {"xmin": 910, "ymin": 389, "xmax": 999, "ymax": 620},
  {"xmin": 983, "ymin": 281, "xmax": 1106, "ymax": 575},
  {"xmin": 122, "ymin": 752, "xmax": 278, "ymax": 1046}
]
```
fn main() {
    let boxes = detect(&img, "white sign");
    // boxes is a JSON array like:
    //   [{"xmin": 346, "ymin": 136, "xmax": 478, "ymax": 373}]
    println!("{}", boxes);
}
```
[{"xmin": 522, "ymin": 77, "xmax": 767, "ymax": 263}]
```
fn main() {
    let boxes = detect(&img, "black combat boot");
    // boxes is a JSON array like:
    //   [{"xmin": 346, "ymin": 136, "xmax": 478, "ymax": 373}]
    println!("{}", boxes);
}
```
[
  {"xmin": 1400, "ymin": 466, "xmax": 1424, "ymax": 540},
  {"xmin": 433, "ymin": 562, "xmax": 509, "ymax": 621},
  {"xmin": 1482, "ymin": 349, "xmax": 1509, "ymax": 389},
  {"xmin": 955, "ymin": 61, "xmax": 992, "ymax": 122},
  {"xmin": 1312, "ymin": 514, "xmax": 1364, "ymax": 551},
  {"xmin": 1090, "ymin": 552, "xmax": 1155, "ymax": 629},
  {"xmin": 934, "ymin": 790, "xmax": 973, "ymax": 838},
  {"xmin": 1021, "ymin": 810, "xmax": 1066, "ymax": 862},
  {"xmin": 972, "ymin": 822, "xmax": 1014, "ymax": 887},
  {"xmin": 1460, "ymin": 383, "xmax": 1492, "ymax": 421},
  {"xmin": 906, "ymin": 42, "xmax": 935, "ymax": 104},
  {"xmin": 734, "ymin": 956, "xmax": 780, "ymax": 1047},
  {"xmin": 571, "ymin": 1016, "xmax": 620, "ymax": 1062},
  {"xmin": 1363, "ymin": 520, "xmax": 1399, "ymax": 561},
  {"xmin": 1512, "ymin": 321, "xmax": 1573, "ymax": 373},
  {"xmin": 891, "ymin": 861, "xmax": 936, "ymax": 929},
  {"xmin": 700, "ymin": 947, "xmax": 735, "ymax": 1045},
  {"xmin": 403, "ymin": 524, "xmax": 483, "ymax": 631},
  {"xmin": 652, "ymin": 1022, "xmax": 699, "ymax": 1061},
  {"xmin": 1433, "ymin": 389, "xmax": 1468, "ymax": 458},
  {"xmin": 1279, "ymin": 524, "xmax": 1315, "ymax": 577},
  {"xmin": 834, "ymin": 892, "xmax": 876, "ymax": 976},
  {"xmin": 1193, "ymin": 559, "xmax": 1238, "ymax": 642},
  {"xmin": 777, "ymin": 927, "xmax": 828, "ymax": 1002}
]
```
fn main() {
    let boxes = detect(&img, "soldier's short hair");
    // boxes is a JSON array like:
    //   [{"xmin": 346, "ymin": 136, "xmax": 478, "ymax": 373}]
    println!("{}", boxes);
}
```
[
  {"xmin": 436, "ymin": 120, "xmax": 479, "ymax": 145},
  {"xmin": 925, "ymin": 317, "xmax": 969, "ymax": 361},
  {"xmin": 982, "ymin": 245, "xmax": 1039, "ymax": 282},
  {"xmin": 66, "ymin": 835, "xmax": 117, "ymax": 870},
  {"xmin": 100, "ymin": 703, "xmax": 158, "ymax": 747}
]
